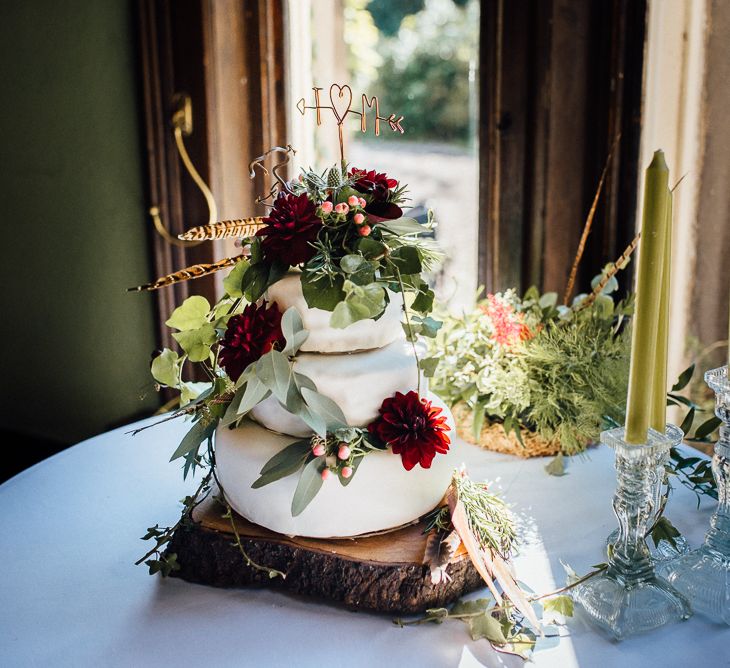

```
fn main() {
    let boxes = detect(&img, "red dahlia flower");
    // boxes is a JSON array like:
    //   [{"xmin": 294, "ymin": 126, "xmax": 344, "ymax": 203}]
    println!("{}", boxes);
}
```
[
  {"xmin": 349, "ymin": 168, "xmax": 403, "ymax": 222},
  {"xmin": 368, "ymin": 391, "xmax": 451, "ymax": 470},
  {"xmin": 257, "ymin": 193, "xmax": 322, "ymax": 266},
  {"xmin": 219, "ymin": 302, "xmax": 285, "ymax": 381}
]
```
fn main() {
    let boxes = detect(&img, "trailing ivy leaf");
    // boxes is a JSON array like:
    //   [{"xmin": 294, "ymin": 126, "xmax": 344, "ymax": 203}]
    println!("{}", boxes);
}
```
[
  {"xmin": 679, "ymin": 407, "xmax": 696, "ymax": 435},
  {"xmin": 331, "ymin": 280, "xmax": 386, "ymax": 328},
  {"xmin": 151, "ymin": 348, "xmax": 180, "ymax": 388},
  {"xmin": 280, "ymin": 306, "xmax": 309, "ymax": 356},
  {"xmin": 222, "ymin": 259, "xmax": 249, "ymax": 298},
  {"xmin": 378, "ymin": 217, "xmax": 424, "ymax": 236},
  {"xmin": 355, "ymin": 236, "xmax": 387, "ymax": 259},
  {"xmin": 170, "ymin": 419, "xmax": 215, "ymax": 462},
  {"xmin": 694, "ymin": 416, "xmax": 721, "ymax": 440},
  {"xmin": 672, "ymin": 363, "xmax": 695, "ymax": 392},
  {"xmin": 172, "ymin": 323, "xmax": 217, "ymax": 362},
  {"xmin": 419, "ymin": 356, "xmax": 439, "ymax": 378},
  {"xmin": 165, "ymin": 295, "xmax": 211, "ymax": 331},
  {"xmin": 404, "ymin": 315, "xmax": 442, "ymax": 341},
  {"xmin": 236, "ymin": 377, "xmax": 272, "ymax": 416},
  {"xmin": 450, "ymin": 598, "xmax": 491, "ymax": 616},
  {"xmin": 542, "ymin": 595, "xmax": 574, "ymax": 617},
  {"xmin": 544, "ymin": 453, "xmax": 566, "ymax": 476},
  {"xmin": 256, "ymin": 350, "xmax": 293, "ymax": 404},
  {"xmin": 220, "ymin": 387, "xmax": 245, "ymax": 427},
  {"xmin": 468, "ymin": 613, "xmax": 507, "ymax": 644},
  {"xmin": 301, "ymin": 387, "xmax": 348, "ymax": 432},
  {"xmin": 650, "ymin": 516, "xmax": 682, "ymax": 550},
  {"xmin": 411, "ymin": 285, "xmax": 435, "ymax": 314},
  {"xmin": 253, "ymin": 439, "xmax": 312, "ymax": 488},
  {"xmin": 301, "ymin": 272, "xmax": 345, "ymax": 311},
  {"xmin": 389, "ymin": 246, "xmax": 422, "ymax": 274},
  {"xmin": 291, "ymin": 456, "xmax": 325, "ymax": 516},
  {"xmin": 340, "ymin": 253, "xmax": 367, "ymax": 274}
]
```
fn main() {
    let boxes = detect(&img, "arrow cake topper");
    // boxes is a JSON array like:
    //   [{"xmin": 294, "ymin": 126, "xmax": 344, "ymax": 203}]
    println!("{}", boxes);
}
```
[{"xmin": 297, "ymin": 83, "xmax": 405, "ymax": 162}]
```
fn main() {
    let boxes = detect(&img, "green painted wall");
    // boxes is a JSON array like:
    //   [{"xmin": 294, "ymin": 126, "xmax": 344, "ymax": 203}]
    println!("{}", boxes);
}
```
[{"xmin": 0, "ymin": 1, "xmax": 158, "ymax": 443}]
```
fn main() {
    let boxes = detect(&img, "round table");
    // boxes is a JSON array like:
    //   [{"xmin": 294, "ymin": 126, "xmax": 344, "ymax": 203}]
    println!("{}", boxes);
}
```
[{"xmin": 1, "ymin": 417, "xmax": 727, "ymax": 667}]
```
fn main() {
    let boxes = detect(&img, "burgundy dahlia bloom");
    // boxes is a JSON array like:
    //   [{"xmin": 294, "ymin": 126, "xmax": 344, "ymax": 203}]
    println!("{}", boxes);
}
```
[
  {"xmin": 257, "ymin": 193, "xmax": 321, "ymax": 266},
  {"xmin": 349, "ymin": 168, "xmax": 403, "ymax": 222},
  {"xmin": 368, "ymin": 391, "xmax": 451, "ymax": 470},
  {"xmin": 219, "ymin": 302, "xmax": 285, "ymax": 382}
]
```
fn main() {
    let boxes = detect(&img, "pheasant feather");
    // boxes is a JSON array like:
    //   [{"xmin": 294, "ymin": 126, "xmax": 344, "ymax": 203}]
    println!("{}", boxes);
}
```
[
  {"xmin": 178, "ymin": 218, "xmax": 265, "ymax": 241},
  {"xmin": 128, "ymin": 255, "xmax": 246, "ymax": 292}
]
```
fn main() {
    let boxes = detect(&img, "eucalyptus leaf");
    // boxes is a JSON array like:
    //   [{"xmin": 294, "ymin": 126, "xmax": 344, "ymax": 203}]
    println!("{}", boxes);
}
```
[
  {"xmin": 170, "ymin": 419, "xmax": 215, "ymax": 462},
  {"xmin": 222, "ymin": 259, "xmax": 249, "ymax": 298},
  {"xmin": 253, "ymin": 439, "xmax": 312, "ymax": 488},
  {"xmin": 256, "ymin": 350, "xmax": 293, "ymax": 403},
  {"xmin": 281, "ymin": 307, "xmax": 309, "ymax": 356},
  {"xmin": 679, "ymin": 407, "xmax": 696, "ymax": 435},
  {"xmin": 338, "ymin": 453, "xmax": 365, "ymax": 486},
  {"xmin": 340, "ymin": 253, "xmax": 367, "ymax": 274},
  {"xmin": 286, "ymin": 371, "xmax": 318, "ymax": 415},
  {"xmin": 378, "ymin": 217, "xmax": 424, "ymax": 236},
  {"xmin": 151, "ymin": 348, "xmax": 180, "ymax": 388},
  {"xmin": 165, "ymin": 296, "xmax": 211, "ymax": 331},
  {"xmin": 695, "ymin": 416, "xmax": 721, "ymax": 440},
  {"xmin": 237, "ymin": 377, "xmax": 272, "ymax": 415},
  {"xmin": 301, "ymin": 387, "xmax": 348, "ymax": 431},
  {"xmin": 291, "ymin": 456, "xmax": 325, "ymax": 516},
  {"xmin": 297, "ymin": 403, "xmax": 328, "ymax": 437}
]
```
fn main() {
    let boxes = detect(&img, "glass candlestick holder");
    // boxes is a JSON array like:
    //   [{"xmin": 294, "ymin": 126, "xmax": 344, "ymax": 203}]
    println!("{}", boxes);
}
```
[
  {"xmin": 606, "ymin": 424, "xmax": 689, "ymax": 561},
  {"xmin": 573, "ymin": 426, "xmax": 692, "ymax": 639},
  {"xmin": 660, "ymin": 366, "xmax": 730, "ymax": 624}
]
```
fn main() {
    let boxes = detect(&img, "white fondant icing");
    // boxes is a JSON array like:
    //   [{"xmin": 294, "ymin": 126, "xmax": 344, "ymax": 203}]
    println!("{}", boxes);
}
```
[
  {"xmin": 249, "ymin": 340, "xmax": 427, "ymax": 437},
  {"xmin": 216, "ymin": 394, "xmax": 459, "ymax": 538},
  {"xmin": 266, "ymin": 273, "xmax": 404, "ymax": 353}
]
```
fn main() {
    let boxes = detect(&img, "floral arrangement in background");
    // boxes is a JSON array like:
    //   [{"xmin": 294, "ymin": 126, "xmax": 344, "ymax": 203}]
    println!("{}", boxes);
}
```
[{"xmin": 425, "ymin": 272, "xmax": 634, "ymax": 459}]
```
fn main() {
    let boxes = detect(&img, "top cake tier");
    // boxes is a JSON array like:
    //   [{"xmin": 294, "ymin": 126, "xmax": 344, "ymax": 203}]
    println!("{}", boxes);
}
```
[{"xmin": 266, "ymin": 273, "xmax": 404, "ymax": 353}]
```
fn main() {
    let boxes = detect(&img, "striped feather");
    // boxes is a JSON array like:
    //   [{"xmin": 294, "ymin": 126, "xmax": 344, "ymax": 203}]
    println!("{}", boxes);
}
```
[
  {"xmin": 128, "ymin": 255, "xmax": 246, "ymax": 292},
  {"xmin": 178, "ymin": 218, "xmax": 266, "ymax": 241}
]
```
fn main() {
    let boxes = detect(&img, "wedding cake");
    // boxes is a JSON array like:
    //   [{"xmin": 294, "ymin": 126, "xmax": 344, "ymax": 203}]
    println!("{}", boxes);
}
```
[
  {"xmin": 142, "ymin": 160, "xmax": 459, "ymax": 540},
  {"xmin": 216, "ymin": 272, "xmax": 458, "ymax": 538}
]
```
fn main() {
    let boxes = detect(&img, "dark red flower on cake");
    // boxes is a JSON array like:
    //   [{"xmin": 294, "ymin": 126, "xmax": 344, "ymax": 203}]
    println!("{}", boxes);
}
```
[
  {"xmin": 349, "ymin": 168, "xmax": 403, "ymax": 222},
  {"xmin": 256, "ymin": 193, "xmax": 322, "ymax": 266},
  {"xmin": 349, "ymin": 168, "xmax": 398, "ymax": 201},
  {"xmin": 368, "ymin": 391, "xmax": 451, "ymax": 471},
  {"xmin": 219, "ymin": 302, "xmax": 285, "ymax": 382}
]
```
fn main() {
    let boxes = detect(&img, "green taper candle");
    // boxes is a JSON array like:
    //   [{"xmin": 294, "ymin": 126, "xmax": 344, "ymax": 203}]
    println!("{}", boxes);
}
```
[
  {"xmin": 650, "ymin": 190, "xmax": 672, "ymax": 432},
  {"xmin": 625, "ymin": 150, "xmax": 670, "ymax": 444}
]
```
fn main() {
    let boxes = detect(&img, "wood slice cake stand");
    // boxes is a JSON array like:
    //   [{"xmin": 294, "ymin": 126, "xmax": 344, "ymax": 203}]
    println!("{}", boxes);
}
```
[{"xmin": 167, "ymin": 495, "xmax": 483, "ymax": 614}]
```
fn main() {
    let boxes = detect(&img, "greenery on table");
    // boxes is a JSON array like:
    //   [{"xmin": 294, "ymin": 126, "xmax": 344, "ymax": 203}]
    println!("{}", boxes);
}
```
[{"xmin": 426, "ymin": 272, "xmax": 633, "ymax": 455}]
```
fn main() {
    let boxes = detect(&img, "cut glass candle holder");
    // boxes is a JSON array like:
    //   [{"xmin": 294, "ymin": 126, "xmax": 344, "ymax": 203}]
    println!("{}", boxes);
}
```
[
  {"xmin": 573, "ymin": 425, "xmax": 692, "ymax": 639},
  {"xmin": 659, "ymin": 366, "xmax": 730, "ymax": 624},
  {"xmin": 606, "ymin": 424, "xmax": 689, "ymax": 561}
]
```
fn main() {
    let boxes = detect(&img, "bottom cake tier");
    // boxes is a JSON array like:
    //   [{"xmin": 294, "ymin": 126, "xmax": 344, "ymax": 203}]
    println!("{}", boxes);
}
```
[{"xmin": 215, "ymin": 393, "xmax": 460, "ymax": 538}]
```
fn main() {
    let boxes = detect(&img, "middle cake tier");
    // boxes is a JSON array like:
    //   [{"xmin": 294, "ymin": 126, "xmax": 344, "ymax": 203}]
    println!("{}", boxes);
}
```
[{"xmin": 250, "ymin": 339, "xmax": 426, "ymax": 437}]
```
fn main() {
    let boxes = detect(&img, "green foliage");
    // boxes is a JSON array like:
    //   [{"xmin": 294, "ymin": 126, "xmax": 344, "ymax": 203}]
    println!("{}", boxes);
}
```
[{"xmin": 428, "ymin": 286, "xmax": 632, "ymax": 455}]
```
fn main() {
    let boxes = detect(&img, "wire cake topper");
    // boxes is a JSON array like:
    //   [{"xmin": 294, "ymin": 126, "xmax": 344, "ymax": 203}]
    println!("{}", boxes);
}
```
[{"xmin": 297, "ymin": 84, "xmax": 405, "ymax": 162}]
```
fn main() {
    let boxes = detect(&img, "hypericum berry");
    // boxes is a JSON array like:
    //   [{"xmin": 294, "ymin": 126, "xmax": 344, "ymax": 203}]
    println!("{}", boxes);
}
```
[
  {"xmin": 337, "ymin": 444, "xmax": 351, "ymax": 460},
  {"xmin": 358, "ymin": 224, "xmax": 371, "ymax": 237},
  {"xmin": 319, "ymin": 201, "xmax": 333, "ymax": 214},
  {"xmin": 341, "ymin": 466, "xmax": 353, "ymax": 479},
  {"xmin": 334, "ymin": 202, "xmax": 349, "ymax": 215},
  {"xmin": 353, "ymin": 213, "xmax": 365, "ymax": 225},
  {"xmin": 312, "ymin": 443, "xmax": 325, "ymax": 457},
  {"xmin": 358, "ymin": 197, "xmax": 367, "ymax": 208},
  {"xmin": 321, "ymin": 468, "xmax": 332, "ymax": 481},
  {"xmin": 347, "ymin": 195, "xmax": 360, "ymax": 206}
]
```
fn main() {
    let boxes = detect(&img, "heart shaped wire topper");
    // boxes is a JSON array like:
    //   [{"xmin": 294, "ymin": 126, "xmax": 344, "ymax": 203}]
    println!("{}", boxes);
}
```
[{"xmin": 297, "ymin": 83, "xmax": 405, "ymax": 162}]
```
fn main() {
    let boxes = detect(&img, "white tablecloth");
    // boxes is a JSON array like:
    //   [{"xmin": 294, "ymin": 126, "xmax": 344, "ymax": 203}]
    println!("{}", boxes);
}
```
[{"xmin": 1, "ymin": 417, "xmax": 728, "ymax": 668}]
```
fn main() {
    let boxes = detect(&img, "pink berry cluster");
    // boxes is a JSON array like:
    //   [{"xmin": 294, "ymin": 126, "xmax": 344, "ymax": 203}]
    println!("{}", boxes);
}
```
[
  {"xmin": 311, "ymin": 439, "xmax": 355, "ymax": 480},
  {"xmin": 317, "ymin": 196, "xmax": 371, "ymax": 237}
]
